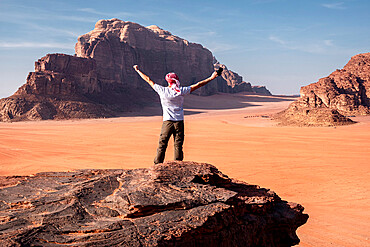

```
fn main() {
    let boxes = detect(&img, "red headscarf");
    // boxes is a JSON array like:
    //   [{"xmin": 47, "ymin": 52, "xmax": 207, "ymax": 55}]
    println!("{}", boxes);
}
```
[{"xmin": 165, "ymin": 72, "xmax": 180, "ymax": 93}]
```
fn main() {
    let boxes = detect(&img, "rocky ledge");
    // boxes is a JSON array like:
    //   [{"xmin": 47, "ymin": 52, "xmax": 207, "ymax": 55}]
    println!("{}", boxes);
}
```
[{"xmin": 0, "ymin": 161, "xmax": 308, "ymax": 246}]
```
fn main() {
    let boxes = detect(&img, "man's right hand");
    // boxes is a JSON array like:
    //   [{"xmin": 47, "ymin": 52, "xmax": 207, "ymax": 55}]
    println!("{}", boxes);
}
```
[
  {"xmin": 216, "ymin": 67, "xmax": 223, "ymax": 76},
  {"xmin": 210, "ymin": 71, "xmax": 218, "ymax": 80},
  {"xmin": 133, "ymin": 65, "xmax": 139, "ymax": 71}
]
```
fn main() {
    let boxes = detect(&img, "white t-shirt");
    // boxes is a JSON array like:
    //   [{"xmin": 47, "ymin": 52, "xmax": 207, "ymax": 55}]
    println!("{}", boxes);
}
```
[{"xmin": 153, "ymin": 84, "xmax": 191, "ymax": 121}]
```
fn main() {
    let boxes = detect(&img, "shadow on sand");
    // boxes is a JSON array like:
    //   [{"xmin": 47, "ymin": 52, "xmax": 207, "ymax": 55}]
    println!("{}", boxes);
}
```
[
  {"xmin": 117, "ymin": 93, "xmax": 297, "ymax": 118},
  {"xmin": 116, "ymin": 105, "xmax": 204, "ymax": 118},
  {"xmin": 183, "ymin": 93, "xmax": 296, "ymax": 110}
]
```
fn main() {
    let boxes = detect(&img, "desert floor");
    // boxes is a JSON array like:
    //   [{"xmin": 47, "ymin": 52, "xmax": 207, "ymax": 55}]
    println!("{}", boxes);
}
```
[{"xmin": 0, "ymin": 93, "xmax": 369, "ymax": 246}]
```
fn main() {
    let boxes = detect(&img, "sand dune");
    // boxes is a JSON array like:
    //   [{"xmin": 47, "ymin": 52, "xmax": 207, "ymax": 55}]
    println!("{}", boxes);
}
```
[{"xmin": 0, "ymin": 93, "xmax": 369, "ymax": 246}]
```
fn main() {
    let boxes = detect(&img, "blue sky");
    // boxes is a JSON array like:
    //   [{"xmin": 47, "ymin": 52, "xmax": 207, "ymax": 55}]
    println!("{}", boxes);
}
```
[{"xmin": 0, "ymin": 0, "xmax": 369, "ymax": 97}]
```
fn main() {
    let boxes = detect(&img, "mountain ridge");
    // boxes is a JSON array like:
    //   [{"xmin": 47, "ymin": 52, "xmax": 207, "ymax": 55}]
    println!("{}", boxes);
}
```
[{"xmin": 0, "ymin": 18, "xmax": 270, "ymax": 122}]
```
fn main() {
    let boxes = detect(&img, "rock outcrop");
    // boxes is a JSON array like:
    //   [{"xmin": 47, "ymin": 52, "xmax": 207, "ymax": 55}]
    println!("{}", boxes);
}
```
[
  {"xmin": 0, "ymin": 18, "xmax": 270, "ymax": 122},
  {"xmin": 0, "ymin": 161, "xmax": 308, "ymax": 246},
  {"xmin": 75, "ymin": 20, "xmax": 216, "ymax": 95},
  {"xmin": 17, "ymin": 53, "xmax": 100, "ymax": 96},
  {"xmin": 213, "ymin": 59, "xmax": 271, "ymax": 95},
  {"xmin": 252, "ymin": 85, "xmax": 272, "ymax": 95},
  {"xmin": 214, "ymin": 61, "xmax": 253, "ymax": 93},
  {"xmin": 274, "ymin": 103, "xmax": 354, "ymax": 126},
  {"xmin": 0, "ymin": 53, "xmax": 154, "ymax": 121},
  {"xmin": 275, "ymin": 53, "xmax": 370, "ymax": 126}
]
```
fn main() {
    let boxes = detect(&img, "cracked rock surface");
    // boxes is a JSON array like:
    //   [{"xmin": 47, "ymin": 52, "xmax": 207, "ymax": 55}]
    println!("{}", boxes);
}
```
[{"xmin": 0, "ymin": 161, "xmax": 308, "ymax": 246}]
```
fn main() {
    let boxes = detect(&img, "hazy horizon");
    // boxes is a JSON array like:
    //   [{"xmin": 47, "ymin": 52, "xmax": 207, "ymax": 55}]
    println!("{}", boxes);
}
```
[{"xmin": 0, "ymin": 0, "xmax": 369, "ymax": 97}]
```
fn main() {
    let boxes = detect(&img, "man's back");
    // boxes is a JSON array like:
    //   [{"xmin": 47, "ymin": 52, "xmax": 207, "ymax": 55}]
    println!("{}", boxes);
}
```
[{"xmin": 153, "ymin": 84, "xmax": 191, "ymax": 121}]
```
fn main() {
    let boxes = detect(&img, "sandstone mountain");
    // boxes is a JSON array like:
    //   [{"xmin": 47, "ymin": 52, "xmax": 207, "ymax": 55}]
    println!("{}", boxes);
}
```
[
  {"xmin": 0, "ymin": 161, "xmax": 308, "ymax": 246},
  {"xmin": 0, "ymin": 19, "xmax": 270, "ymax": 122},
  {"xmin": 275, "ymin": 52, "xmax": 370, "ymax": 126}
]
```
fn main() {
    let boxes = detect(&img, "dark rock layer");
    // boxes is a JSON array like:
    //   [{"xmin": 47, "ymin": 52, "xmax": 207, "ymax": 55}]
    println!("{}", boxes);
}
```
[
  {"xmin": 275, "ymin": 52, "xmax": 370, "ymax": 126},
  {"xmin": 0, "ymin": 161, "xmax": 308, "ymax": 246}
]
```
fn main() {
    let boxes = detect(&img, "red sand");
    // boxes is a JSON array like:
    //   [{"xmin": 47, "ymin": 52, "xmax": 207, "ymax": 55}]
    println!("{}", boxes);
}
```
[{"xmin": 0, "ymin": 93, "xmax": 369, "ymax": 246}]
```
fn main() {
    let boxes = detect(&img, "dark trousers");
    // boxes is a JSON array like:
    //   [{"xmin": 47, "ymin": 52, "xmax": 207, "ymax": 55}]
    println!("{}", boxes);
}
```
[{"xmin": 154, "ymin": 120, "xmax": 185, "ymax": 164}]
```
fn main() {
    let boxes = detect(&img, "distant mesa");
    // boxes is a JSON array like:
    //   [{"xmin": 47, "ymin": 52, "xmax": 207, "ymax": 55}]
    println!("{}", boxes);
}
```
[
  {"xmin": 0, "ymin": 18, "xmax": 270, "ymax": 122},
  {"xmin": 0, "ymin": 161, "xmax": 308, "ymax": 246},
  {"xmin": 275, "ymin": 52, "xmax": 370, "ymax": 126}
]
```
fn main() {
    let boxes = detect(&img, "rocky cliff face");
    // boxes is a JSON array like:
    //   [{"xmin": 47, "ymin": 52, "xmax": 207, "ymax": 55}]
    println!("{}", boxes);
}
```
[
  {"xmin": 0, "ymin": 18, "xmax": 271, "ymax": 122},
  {"xmin": 75, "ymin": 20, "xmax": 218, "ymax": 95},
  {"xmin": 275, "ymin": 53, "xmax": 370, "ymax": 126},
  {"xmin": 15, "ymin": 53, "xmax": 100, "ymax": 96},
  {"xmin": 0, "ymin": 161, "xmax": 308, "ymax": 246},
  {"xmin": 0, "ymin": 53, "xmax": 151, "ymax": 121},
  {"xmin": 300, "ymin": 53, "xmax": 370, "ymax": 115},
  {"xmin": 0, "ymin": 54, "xmax": 112, "ymax": 121}
]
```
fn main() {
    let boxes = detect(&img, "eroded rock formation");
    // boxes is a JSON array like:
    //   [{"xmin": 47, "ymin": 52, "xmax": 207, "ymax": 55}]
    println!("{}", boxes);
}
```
[
  {"xmin": 0, "ymin": 18, "xmax": 270, "ymax": 122},
  {"xmin": 275, "ymin": 53, "xmax": 370, "ymax": 126},
  {"xmin": 252, "ymin": 85, "xmax": 272, "ymax": 95},
  {"xmin": 0, "ymin": 161, "xmax": 308, "ymax": 246},
  {"xmin": 0, "ymin": 53, "xmax": 154, "ymax": 121},
  {"xmin": 213, "ymin": 60, "xmax": 271, "ymax": 95},
  {"xmin": 75, "ymin": 20, "xmax": 217, "ymax": 95},
  {"xmin": 17, "ymin": 53, "xmax": 100, "ymax": 96},
  {"xmin": 214, "ymin": 61, "xmax": 252, "ymax": 93}
]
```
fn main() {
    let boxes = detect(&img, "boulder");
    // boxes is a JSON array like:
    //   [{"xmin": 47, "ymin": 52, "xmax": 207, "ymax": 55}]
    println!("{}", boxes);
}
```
[{"xmin": 0, "ymin": 161, "xmax": 308, "ymax": 246}]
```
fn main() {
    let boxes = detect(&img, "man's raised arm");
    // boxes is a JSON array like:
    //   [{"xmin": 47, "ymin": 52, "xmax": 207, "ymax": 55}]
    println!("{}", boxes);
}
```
[
  {"xmin": 190, "ymin": 71, "xmax": 219, "ymax": 92},
  {"xmin": 133, "ymin": 65, "xmax": 155, "ymax": 88}
]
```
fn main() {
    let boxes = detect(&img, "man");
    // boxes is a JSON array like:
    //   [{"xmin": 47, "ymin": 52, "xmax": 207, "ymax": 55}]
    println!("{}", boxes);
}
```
[{"xmin": 133, "ymin": 65, "xmax": 220, "ymax": 164}]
